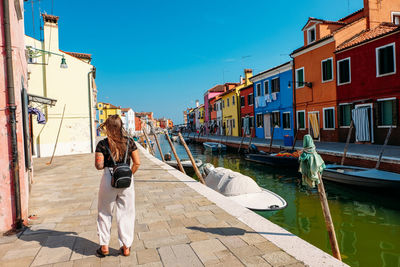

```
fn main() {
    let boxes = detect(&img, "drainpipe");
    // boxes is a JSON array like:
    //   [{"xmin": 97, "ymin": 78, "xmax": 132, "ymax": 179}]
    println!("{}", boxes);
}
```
[
  {"xmin": 290, "ymin": 55, "xmax": 297, "ymax": 132},
  {"xmin": 3, "ymin": 0, "xmax": 23, "ymax": 229},
  {"xmin": 88, "ymin": 68, "xmax": 95, "ymax": 152}
]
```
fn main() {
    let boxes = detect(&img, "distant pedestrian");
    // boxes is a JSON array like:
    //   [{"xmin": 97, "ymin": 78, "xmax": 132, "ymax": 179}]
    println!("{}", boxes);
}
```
[{"xmin": 95, "ymin": 115, "xmax": 140, "ymax": 257}]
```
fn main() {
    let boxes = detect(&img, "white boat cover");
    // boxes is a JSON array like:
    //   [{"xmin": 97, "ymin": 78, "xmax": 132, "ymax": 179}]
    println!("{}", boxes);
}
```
[{"xmin": 205, "ymin": 167, "xmax": 286, "ymax": 211}]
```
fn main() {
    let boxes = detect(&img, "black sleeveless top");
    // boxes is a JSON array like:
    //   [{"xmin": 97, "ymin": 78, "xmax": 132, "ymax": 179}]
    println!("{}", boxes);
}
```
[{"xmin": 95, "ymin": 138, "xmax": 137, "ymax": 167}]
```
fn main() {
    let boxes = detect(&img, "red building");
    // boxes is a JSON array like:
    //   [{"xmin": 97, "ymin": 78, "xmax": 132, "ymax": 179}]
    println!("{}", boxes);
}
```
[
  {"xmin": 239, "ymin": 85, "xmax": 255, "ymax": 137},
  {"xmin": 335, "ymin": 23, "xmax": 400, "ymax": 145}
]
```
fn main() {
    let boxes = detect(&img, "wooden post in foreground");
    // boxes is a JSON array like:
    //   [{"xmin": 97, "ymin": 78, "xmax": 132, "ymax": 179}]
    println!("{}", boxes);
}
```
[
  {"xmin": 178, "ymin": 133, "xmax": 206, "ymax": 184},
  {"xmin": 341, "ymin": 120, "xmax": 354, "ymax": 165},
  {"xmin": 164, "ymin": 132, "xmax": 186, "ymax": 174},
  {"xmin": 248, "ymin": 128, "xmax": 254, "ymax": 148},
  {"xmin": 143, "ymin": 129, "xmax": 155, "ymax": 155},
  {"xmin": 317, "ymin": 173, "xmax": 341, "ymax": 261},
  {"xmin": 291, "ymin": 129, "xmax": 299, "ymax": 151},
  {"xmin": 375, "ymin": 126, "xmax": 392, "ymax": 169},
  {"xmin": 153, "ymin": 132, "xmax": 165, "ymax": 162}
]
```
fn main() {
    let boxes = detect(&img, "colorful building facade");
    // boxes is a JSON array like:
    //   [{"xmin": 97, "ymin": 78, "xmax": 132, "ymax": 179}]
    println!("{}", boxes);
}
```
[
  {"xmin": 335, "ymin": 24, "xmax": 400, "ymax": 145},
  {"xmin": 251, "ymin": 62, "xmax": 294, "ymax": 140},
  {"xmin": 26, "ymin": 14, "xmax": 97, "ymax": 156},
  {"xmin": 239, "ymin": 85, "xmax": 255, "ymax": 137},
  {"xmin": 121, "ymin": 108, "xmax": 135, "ymax": 135},
  {"xmin": 97, "ymin": 102, "xmax": 121, "ymax": 136},
  {"xmin": 220, "ymin": 69, "xmax": 253, "ymax": 136},
  {"xmin": 0, "ymin": 0, "xmax": 31, "ymax": 232},
  {"xmin": 292, "ymin": 0, "xmax": 400, "ymax": 142}
]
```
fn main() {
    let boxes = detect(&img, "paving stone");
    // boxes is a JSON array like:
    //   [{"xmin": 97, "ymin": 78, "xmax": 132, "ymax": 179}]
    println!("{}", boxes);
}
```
[
  {"xmin": 158, "ymin": 244, "xmax": 203, "ymax": 267},
  {"xmin": 138, "ymin": 229, "xmax": 170, "ymax": 240},
  {"xmin": 218, "ymin": 236, "xmax": 248, "ymax": 250},
  {"xmin": 136, "ymin": 248, "xmax": 160, "ymax": 265},
  {"xmin": 31, "ymin": 235, "xmax": 76, "ymax": 266},
  {"xmin": 143, "ymin": 234, "xmax": 190, "ymax": 249},
  {"xmin": 253, "ymin": 241, "xmax": 282, "ymax": 253},
  {"xmin": 241, "ymin": 255, "xmax": 272, "ymax": 266},
  {"xmin": 190, "ymin": 239, "xmax": 228, "ymax": 265},
  {"xmin": 72, "ymin": 257, "xmax": 101, "ymax": 267},
  {"xmin": 262, "ymin": 251, "xmax": 299, "ymax": 266},
  {"xmin": 230, "ymin": 245, "xmax": 263, "ymax": 258}
]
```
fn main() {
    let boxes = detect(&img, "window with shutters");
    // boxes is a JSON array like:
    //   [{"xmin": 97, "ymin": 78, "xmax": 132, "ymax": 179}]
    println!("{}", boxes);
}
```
[
  {"xmin": 323, "ymin": 107, "xmax": 335, "ymax": 129},
  {"xmin": 296, "ymin": 67, "xmax": 305, "ymax": 88},
  {"xmin": 248, "ymin": 94, "xmax": 254, "ymax": 106},
  {"xmin": 307, "ymin": 26, "xmax": 316, "ymax": 44},
  {"xmin": 272, "ymin": 111, "xmax": 280, "ymax": 127},
  {"xmin": 271, "ymin": 78, "xmax": 280, "ymax": 93},
  {"xmin": 392, "ymin": 12, "xmax": 400, "ymax": 25},
  {"xmin": 376, "ymin": 43, "xmax": 396, "ymax": 77},
  {"xmin": 282, "ymin": 112, "xmax": 291, "ymax": 129},
  {"xmin": 337, "ymin": 58, "xmax": 351, "ymax": 85},
  {"xmin": 321, "ymin": 57, "xmax": 333, "ymax": 82},
  {"xmin": 264, "ymin": 80, "xmax": 269, "ymax": 94},
  {"xmin": 297, "ymin": 111, "xmax": 305, "ymax": 129},
  {"xmin": 256, "ymin": 114, "xmax": 263, "ymax": 128},
  {"xmin": 377, "ymin": 98, "xmax": 397, "ymax": 126},
  {"xmin": 339, "ymin": 104, "xmax": 351, "ymax": 127},
  {"xmin": 240, "ymin": 96, "xmax": 245, "ymax": 107}
]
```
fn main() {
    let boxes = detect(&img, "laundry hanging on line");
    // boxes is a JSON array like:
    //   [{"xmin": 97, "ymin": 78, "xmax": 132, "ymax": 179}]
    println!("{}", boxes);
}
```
[{"xmin": 28, "ymin": 107, "xmax": 46, "ymax": 124}]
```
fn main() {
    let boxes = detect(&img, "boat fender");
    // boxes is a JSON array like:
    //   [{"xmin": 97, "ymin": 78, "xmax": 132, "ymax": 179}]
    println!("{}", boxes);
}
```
[
  {"xmin": 269, "ymin": 205, "xmax": 279, "ymax": 209},
  {"xmin": 249, "ymin": 144, "xmax": 259, "ymax": 154}
]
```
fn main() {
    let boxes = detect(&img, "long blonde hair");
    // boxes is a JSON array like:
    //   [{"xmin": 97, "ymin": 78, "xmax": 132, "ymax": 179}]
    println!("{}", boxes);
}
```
[{"xmin": 98, "ymin": 115, "xmax": 128, "ymax": 161}]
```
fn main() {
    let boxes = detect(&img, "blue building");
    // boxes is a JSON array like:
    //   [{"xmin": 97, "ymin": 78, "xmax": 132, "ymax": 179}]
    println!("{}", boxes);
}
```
[{"xmin": 249, "ymin": 61, "xmax": 294, "ymax": 141}]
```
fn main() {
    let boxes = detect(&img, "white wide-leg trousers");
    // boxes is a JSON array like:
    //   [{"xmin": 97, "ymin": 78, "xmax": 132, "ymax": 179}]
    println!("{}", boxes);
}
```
[{"xmin": 97, "ymin": 168, "xmax": 135, "ymax": 247}]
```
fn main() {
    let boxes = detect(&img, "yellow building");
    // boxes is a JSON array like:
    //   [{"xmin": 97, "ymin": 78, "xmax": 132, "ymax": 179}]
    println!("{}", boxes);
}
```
[
  {"xmin": 198, "ymin": 105, "xmax": 205, "ymax": 125},
  {"xmin": 97, "ymin": 102, "xmax": 122, "ymax": 136},
  {"xmin": 221, "ymin": 69, "xmax": 253, "ymax": 136},
  {"xmin": 25, "ymin": 14, "xmax": 97, "ymax": 157}
]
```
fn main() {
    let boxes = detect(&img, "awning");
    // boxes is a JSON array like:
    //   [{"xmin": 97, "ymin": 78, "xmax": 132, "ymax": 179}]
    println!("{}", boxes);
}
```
[{"xmin": 28, "ymin": 93, "xmax": 57, "ymax": 106}]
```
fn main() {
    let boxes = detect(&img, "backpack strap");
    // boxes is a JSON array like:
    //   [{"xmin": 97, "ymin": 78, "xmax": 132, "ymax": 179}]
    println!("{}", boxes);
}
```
[
  {"xmin": 123, "ymin": 138, "xmax": 130, "ymax": 164},
  {"xmin": 105, "ymin": 142, "xmax": 117, "ymax": 166}
]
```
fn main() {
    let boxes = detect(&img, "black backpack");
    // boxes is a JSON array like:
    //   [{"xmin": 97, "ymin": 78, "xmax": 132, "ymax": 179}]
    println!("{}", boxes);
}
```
[{"xmin": 106, "ymin": 138, "xmax": 132, "ymax": 188}]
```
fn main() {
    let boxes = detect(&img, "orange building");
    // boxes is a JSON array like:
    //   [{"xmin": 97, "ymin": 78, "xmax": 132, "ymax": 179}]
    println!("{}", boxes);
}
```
[{"xmin": 291, "ymin": 0, "xmax": 400, "ymax": 142}]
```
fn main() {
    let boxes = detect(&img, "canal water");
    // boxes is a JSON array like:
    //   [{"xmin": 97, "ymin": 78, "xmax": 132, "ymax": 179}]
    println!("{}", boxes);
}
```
[{"xmin": 153, "ymin": 136, "xmax": 400, "ymax": 267}]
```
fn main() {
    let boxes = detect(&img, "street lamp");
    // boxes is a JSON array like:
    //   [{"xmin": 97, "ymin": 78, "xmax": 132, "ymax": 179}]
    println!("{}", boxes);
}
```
[{"xmin": 26, "ymin": 46, "xmax": 68, "ymax": 69}]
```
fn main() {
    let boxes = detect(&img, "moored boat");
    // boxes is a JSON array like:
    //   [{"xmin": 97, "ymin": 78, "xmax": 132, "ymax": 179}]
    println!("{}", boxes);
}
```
[
  {"xmin": 322, "ymin": 164, "xmax": 400, "ymax": 188},
  {"xmin": 166, "ymin": 159, "xmax": 202, "ymax": 176},
  {"xmin": 203, "ymin": 142, "xmax": 227, "ymax": 151},
  {"xmin": 244, "ymin": 145, "xmax": 300, "ymax": 168},
  {"xmin": 203, "ymin": 163, "xmax": 287, "ymax": 211}
]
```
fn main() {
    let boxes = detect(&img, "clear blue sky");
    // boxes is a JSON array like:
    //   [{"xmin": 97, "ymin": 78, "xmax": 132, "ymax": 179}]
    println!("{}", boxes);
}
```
[{"xmin": 24, "ymin": 0, "xmax": 363, "ymax": 124}]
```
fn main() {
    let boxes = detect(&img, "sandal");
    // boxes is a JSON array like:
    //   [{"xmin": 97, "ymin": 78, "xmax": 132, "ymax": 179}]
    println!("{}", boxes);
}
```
[
  {"xmin": 96, "ymin": 247, "xmax": 109, "ymax": 257},
  {"xmin": 120, "ymin": 246, "xmax": 130, "ymax": 256}
]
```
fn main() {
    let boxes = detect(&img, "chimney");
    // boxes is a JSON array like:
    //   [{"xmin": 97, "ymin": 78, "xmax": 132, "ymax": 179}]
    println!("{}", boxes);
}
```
[
  {"xmin": 195, "ymin": 100, "xmax": 199, "ymax": 107},
  {"xmin": 42, "ymin": 14, "xmax": 60, "ymax": 52},
  {"xmin": 244, "ymin": 69, "xmax": 253, "ymax": 84}
]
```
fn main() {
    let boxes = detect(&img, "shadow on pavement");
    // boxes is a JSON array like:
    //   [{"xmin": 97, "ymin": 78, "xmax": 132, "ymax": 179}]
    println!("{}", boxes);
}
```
[
  {"xmin": 19, "ymin": 229, "xmax": 121, "ymax": 257},
  {"xmin": 187, "ymin": 226, "xmax": 295, "ymax": 236}
]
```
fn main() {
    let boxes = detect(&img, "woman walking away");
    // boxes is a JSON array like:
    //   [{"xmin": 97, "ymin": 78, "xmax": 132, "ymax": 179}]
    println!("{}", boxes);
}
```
[{"xmin": 94, "ymin": 115, "xmax": 140, "ymax": 257}]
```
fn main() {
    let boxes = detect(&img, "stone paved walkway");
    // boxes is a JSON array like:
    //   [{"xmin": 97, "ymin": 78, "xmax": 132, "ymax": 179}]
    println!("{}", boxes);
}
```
[{"xmin": 0, "ymin": 149, "xmax": 310, "ymax": 267}]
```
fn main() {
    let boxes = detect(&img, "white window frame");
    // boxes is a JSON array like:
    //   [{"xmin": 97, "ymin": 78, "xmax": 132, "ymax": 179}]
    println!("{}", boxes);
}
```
[
  {"xmin": 272, "ymin": 110, "xmax": 280, "ymax": 127},
  {"xmin": 282, "ymin": 111, "xmax": 291, "ymax": 130},
  {"xmin": 264, "ymin": 80, "xmax": 269, "ymax": 95},
  {"xmin": 256, "ymin": 113, "xmax": 263, "ymax": 128},
  {"xmin": 295, "ymin": 67, "xmax": 305, "ymax": 89},
  {"xmin": 376, "ymin": 42, "xmax": 396, "ymax": 77},
  {"xmin": 307, "ymin": 25, "xmax": 316, "ymax": 44},
  {"xmin": 338, "ymin": 103, "xmax": 352, "ymax": 128},
  {"xmin": 392, "ymin": 12, "xmax": 400, "ymax": 25},
  {"xmin": 321, "ymin": 57, "xmax": 334, "ymax": 83},
  {"xmin": 256, "ymin": 83, "xmax": 261, "ymax": 96},
  {"xmin": 337, "ymin": 57, "xmax": 351, "ymax": 86},
  {"xmin": 323, "ymin": 107, "xmax": 335, "ymax": 130},
  {"xmin": 271, "ymin": 77, "xmax": 280, "ymax": 93},
  {"xmin": 296, "ymin": 110, "xmax": 306, "ymax": 130},
  {"xmin": 248, "ymin": 93, "xmax": 254, "ymax": 106},
  {"xmin": 376, "ymin": 97, "xmax": 397, "ymax": 128}
]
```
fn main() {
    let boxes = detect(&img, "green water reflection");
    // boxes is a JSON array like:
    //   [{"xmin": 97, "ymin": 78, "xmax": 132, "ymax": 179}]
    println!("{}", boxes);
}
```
[{"xmin": 155, "ymin": 137, "xmax": 400, "ymax": 267}]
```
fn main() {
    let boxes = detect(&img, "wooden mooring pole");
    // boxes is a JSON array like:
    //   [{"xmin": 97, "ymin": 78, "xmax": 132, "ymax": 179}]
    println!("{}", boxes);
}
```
[
  {"xmin": 178, "ymin": 133, "xmax": 206, "ymax": 184},
  {"xmin": 153, "ymin": 132, "xmax": 165, "ymax": 162},
  {"xmin": 375, "ymin": 126, "xmax": 392, "ymax": 169},
  {"xmin": 341, "ymin": 120, "xmax": 354, "ymax": 165},
  {"xmin": 143, "ymin": 129, "xmax": 155, "ymax": 155},
  {"xmin": 164, "ymin": 131, "xmax": 186, "ymax": 174},
  {"xmin": 269, "ymin": 126, "xmax": 275, "ymax": 152},
  {"xmin": 317, "ymin": 172, "xmax": 342, "ymax": 261}
]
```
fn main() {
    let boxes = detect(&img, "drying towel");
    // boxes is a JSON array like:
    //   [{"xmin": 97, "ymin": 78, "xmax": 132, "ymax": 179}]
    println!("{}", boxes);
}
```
[
  {"xmin": 308, "ymin": 113, "xmax": 319, "ymax": 139},
  {"xmin": 28, "ymin": 107, "xmax": 46, "ymax": 124},
  {"xmin": 352, "ymin": 107, "xmax": 370, "ymax": 142},
  {"xmin": 298, "ymin": 135, "xmax": 325, "ymax": 188}
]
